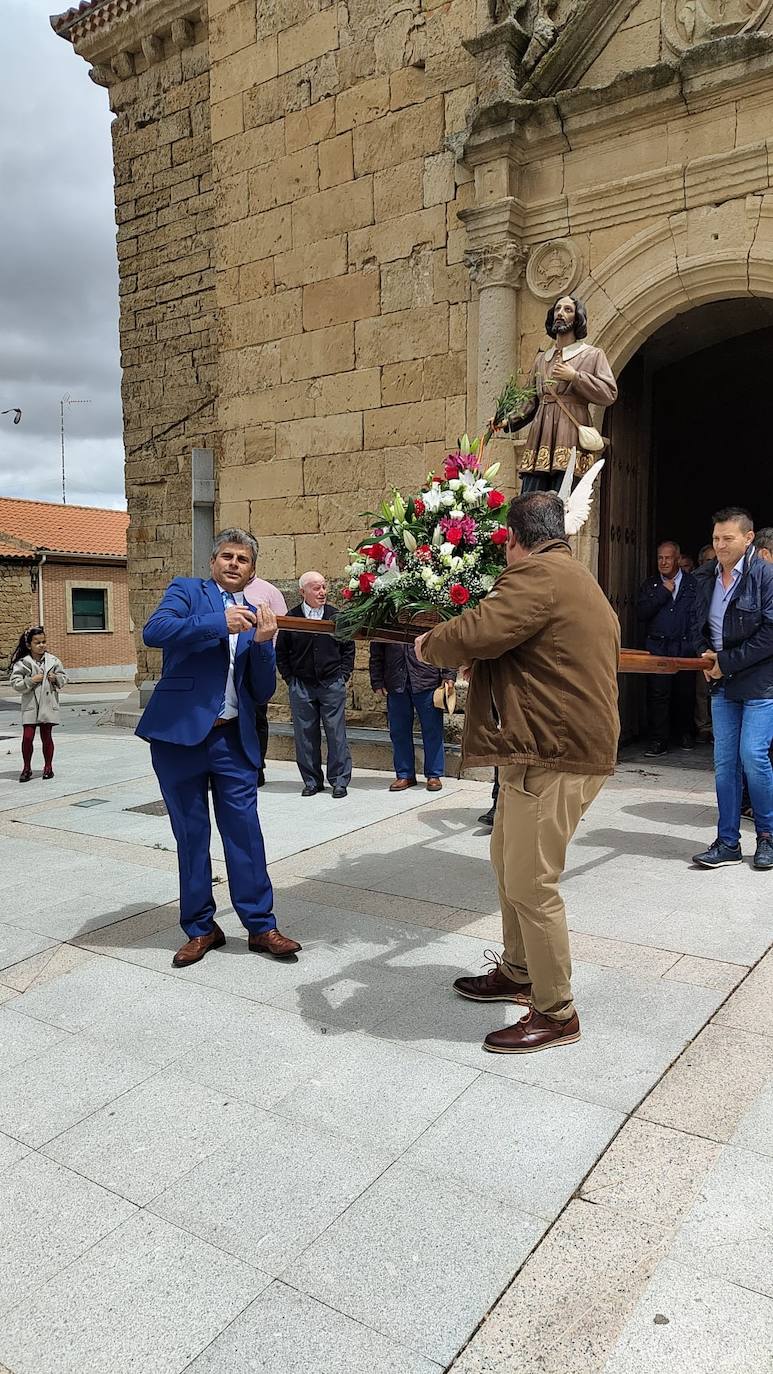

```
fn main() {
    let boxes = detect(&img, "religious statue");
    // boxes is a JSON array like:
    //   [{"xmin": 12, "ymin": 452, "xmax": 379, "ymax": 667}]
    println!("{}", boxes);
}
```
[{"xmin": 508, "ymin": 294, "xmax": 618, "ymax": 493}]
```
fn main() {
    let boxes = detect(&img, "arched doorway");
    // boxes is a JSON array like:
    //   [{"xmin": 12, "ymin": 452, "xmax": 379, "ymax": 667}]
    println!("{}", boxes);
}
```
[{"xmin": 598, "ymin": 296, "xmax": 773, "ymax": 736}]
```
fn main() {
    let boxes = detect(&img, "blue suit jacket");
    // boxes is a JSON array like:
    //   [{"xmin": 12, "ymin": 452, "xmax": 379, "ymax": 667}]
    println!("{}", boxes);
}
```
[{"xmin": 136, "ymin": 577, "xmax": 276, "ymax": 768}]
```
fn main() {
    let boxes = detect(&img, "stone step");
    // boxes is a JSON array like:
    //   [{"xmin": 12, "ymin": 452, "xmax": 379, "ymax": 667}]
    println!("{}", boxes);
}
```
[{"xmin": 109, "ymin": 710, "xmax": 464, "ymax": 776}]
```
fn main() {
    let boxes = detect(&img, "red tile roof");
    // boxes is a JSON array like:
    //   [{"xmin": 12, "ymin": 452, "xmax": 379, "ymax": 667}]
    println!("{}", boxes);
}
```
[
  {"xmin": 0, "ymin": 538, "xmax": 35, "ymax": 561},
  {"xmin": 50, "ymin": 0, "xmax": 139, "ymax": 40},
  {"xmin": 0, "ymin": 498, "xmax": 128, "ymax": 558}
]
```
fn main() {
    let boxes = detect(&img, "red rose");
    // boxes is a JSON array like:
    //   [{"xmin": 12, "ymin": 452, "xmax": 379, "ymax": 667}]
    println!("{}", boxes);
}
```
[
  {"xmin": 342, "ymin": 587, "xmax": 353, "ymax": 600},
  {"xmin": 368, "ymin": 542, "xmax": 387, "ymax": 562},
  {"xmin": 487, "ymin": 490, "xmax": 506, "ymax": 509},
  {"xmin": 445, "ymin": 523, "xmax": 463, "ymax": 546},
  {"xmin": 449, "ymin": 584, "xmax": 470, "ymax": 606},
  {"xmin": 443, "ymin": 457, "xmax": 460, "ymax": 480},
  {"xmin": 358, "ymin": 572, "xmax": 376, "ymax": 593},
  {"xmin": 491, "ymin": 526, "xmax": 509, "ymax": 545},
  {"xmin": 416, "ymin": 544, "xmax": 432, "ymax": 561},
  {"xmin": 414, "ymin": 499, "xmax": 425, "ymax": 516}
]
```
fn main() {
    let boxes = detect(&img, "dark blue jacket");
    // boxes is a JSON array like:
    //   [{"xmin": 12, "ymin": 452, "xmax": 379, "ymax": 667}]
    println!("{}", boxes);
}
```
[
  {"xmin": 691, "ymin": 552, "xmax": 773, "ymax": 701},
  {"xmin": 369, "ymin": 642, "xmax": 455, "ymax": 695},
  {"xmin": 637, "ymin": 571, "xmax": 696, "ymax": 656},
  {"xmin": 136, "ymin": 577, "xmax": 276, "ymax": 767}
]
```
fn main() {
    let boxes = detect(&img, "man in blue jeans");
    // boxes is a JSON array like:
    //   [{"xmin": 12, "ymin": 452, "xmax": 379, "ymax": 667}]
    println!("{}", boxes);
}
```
[
  {"xmin": 691, "ymin": 507, "xmax": 773, "ymax": 870},
  {"xmin": 369, "ymin": 642, "xmax": 455, "ymax": 793}
]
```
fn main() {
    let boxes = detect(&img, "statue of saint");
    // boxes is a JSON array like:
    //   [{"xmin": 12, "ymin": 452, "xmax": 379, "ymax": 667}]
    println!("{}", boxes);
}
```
[{"xmin": 509, "ymin": 294, "xmax": 618, "ymax": 493}]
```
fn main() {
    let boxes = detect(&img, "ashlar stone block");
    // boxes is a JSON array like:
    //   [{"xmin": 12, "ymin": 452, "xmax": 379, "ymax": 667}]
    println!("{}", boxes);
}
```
[{"xmin": 302, "ymin": 271, "xmax": 380, "ymax": 330}]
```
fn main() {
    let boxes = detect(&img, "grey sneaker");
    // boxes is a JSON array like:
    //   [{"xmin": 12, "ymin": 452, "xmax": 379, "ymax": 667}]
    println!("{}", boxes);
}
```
[
  {"xmin": 692, "ymin": 839, "xmax": 743, "ymax": 868},
  {"xmin": 754, "ymin": 834, "xmax": 773, "ymax": 871}
]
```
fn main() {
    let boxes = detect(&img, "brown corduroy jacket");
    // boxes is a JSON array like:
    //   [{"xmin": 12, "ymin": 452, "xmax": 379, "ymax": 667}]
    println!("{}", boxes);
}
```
[{"xmin": 421, "ymin": 540, "xmax": 621, "ymax": 775}]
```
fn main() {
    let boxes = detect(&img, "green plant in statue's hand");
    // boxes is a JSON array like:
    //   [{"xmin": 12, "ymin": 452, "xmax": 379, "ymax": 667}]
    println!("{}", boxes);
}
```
[{"xmin": 482, "ymin": 375, "xmax": 536, "ymax": 446}]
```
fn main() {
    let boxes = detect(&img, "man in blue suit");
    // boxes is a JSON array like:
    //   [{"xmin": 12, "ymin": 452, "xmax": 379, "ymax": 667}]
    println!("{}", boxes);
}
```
[{"xmin": 137, "ymin": 528, "xmax": 301, "ymax": 968}]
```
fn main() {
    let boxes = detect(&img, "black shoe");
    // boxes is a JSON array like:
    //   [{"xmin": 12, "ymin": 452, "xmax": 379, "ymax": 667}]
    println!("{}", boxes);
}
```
[
  {"xmin": 741, "ymin": 803, "xmax": 754, "ymax": 820},
  {"xmin": 679, "ymin": 735, "xmax": 695, "ymax": 751},
  {"xmin": 477, "ymin": 807, "xmax": 496, "ymax": 827},
  {"xmin": 257, "ymin": 770, "xmax": 266, "ymax": 788},
  {"xmin": 754, "ymin": 834, "xmax": 773, "ymax": 870},
  {"xmin": 644, "ymin": 742, "xmax": 668, "ymax": 757},
  {"xmin": 692, "ymin": 839, "xmax": 743, "ymax": 868},
  {"xmin": 301, "ymin": 784, "xmax": 323, "ymax": 797},
  {"xmin": 332, "ymin": 786, "xmax": 347, "ymax": 799}
]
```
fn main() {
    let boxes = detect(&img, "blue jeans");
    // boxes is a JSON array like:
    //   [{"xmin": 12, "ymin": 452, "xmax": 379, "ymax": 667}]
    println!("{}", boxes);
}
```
[
  {"xmin": 387, "ymin": 685, "xmax": 445, "ymax": 780},
  {"xmin": 711, "ymin": 689, "xmax": 773, "ymax": 846}
]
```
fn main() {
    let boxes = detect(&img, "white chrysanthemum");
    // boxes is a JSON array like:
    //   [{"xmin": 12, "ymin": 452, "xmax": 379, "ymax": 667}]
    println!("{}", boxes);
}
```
[
  {"xmin": 449, "ymin": 556, "xmax": 464, "ymax": 571},
  {"xmin": 351, "ymin": 561, "xmax": 366, "ymax": 575},
  {"xmin": 448, "ymin": 508, "xmax": 464, "ymax": 521},
  {"xmin": 462, "ymin": 486, "xmax": 480, "ymax": 505},
  {"xmin": 348, "ymin": 578, "xmax": 359, "ymax": 591},
  {"xmin": 448, "ymin": 479, "xmax": 462, "ymax": 492},
  {"xmin": 441, "ymin": 491, "xmax": 455, "ymax": 507}
]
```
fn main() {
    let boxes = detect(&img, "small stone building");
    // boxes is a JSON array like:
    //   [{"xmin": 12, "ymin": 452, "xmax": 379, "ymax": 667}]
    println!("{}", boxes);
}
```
[
  {"xmin": 0, "ymin": 499, "xmax": 135, "ymax": 681},
  {"xmin": 51, "ymin": 1, "xmax": 773, "ymax": 724}
]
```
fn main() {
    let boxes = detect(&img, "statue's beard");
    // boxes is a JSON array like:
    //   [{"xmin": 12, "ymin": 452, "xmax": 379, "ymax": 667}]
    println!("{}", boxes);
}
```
[{"xmin": 554, "ymin": 319, "xmax": 574, "ymax": 333}]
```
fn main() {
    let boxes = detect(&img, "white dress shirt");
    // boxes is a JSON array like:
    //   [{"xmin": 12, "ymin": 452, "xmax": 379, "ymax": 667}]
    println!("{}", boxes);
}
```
[{"xmin": 301, "ymin": 601, "xmax": 325, "ymax": 620}]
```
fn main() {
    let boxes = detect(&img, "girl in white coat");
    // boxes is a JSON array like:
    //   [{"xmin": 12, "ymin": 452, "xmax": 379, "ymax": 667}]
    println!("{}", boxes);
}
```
[{"xmin": 9, "ymin": 626, "xmax": 67, "ymax": 781}]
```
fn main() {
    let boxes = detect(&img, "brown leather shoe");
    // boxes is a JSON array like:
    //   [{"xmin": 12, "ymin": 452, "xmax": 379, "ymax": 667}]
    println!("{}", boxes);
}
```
[
  {"xmin": 172, "ymin": 924, "xmax": 226, "ymax": 968},
  {"xmin": 426, "ymin": 778, "xmax": 442, "ymax": 792},
  {"xmin": 389, "ymin": 777, "xmax": 417, "ymax": 792},
  {"xmin": 484, "ymin": 1008, "xmax": 581, "ymax": 1054},
  {"xmin": 454, "ymin": 953, "xmax": 531, "ymax": 1005},
  {"xmin": 248, "ymin": 928, "xmax": 302, "ymax": 959}
]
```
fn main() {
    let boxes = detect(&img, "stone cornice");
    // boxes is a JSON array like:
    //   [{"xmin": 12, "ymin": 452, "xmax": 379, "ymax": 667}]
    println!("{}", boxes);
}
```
[
  {"xmin": 521, "ymin": 0, "xmax": 641, "ymax": 99},
  {"xmin": 50, "ymin": 0, "xmax": 201, "ymax": 65},
  {"xmin": 463, "ymin": 33, "xmax": 773, "ymax": 163}
]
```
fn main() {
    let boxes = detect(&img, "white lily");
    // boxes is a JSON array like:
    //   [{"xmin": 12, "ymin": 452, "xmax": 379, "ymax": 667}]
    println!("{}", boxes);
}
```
[{"xmin": 403, "ymin": 529, "xmax": 417, "ymax": 553}]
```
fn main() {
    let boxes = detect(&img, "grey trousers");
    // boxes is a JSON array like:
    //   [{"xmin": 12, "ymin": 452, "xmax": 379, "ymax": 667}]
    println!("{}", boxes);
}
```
[{"xmin": 288, "ymin": 677, "xmax": 352, "ymax": 789}]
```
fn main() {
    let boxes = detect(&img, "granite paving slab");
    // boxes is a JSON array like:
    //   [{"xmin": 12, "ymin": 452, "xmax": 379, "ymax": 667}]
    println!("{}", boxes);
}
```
[
  {"xmin": 0, "ymin": 1210, "xmax": 269, "ymax": 1374},
  {"xmin": 0, "ymin": 1152, "xmax": 135, "ymax": 1319},
  {"xmin": 0, "ymin": 925, "xmax": 58, "ymax": 971},
  {"xmin": 603, "ymin": 1258, "xmax": 773, "ymax": 1374},
  {"xmin": 43, "ymin": 1071, "xmax": 271, "ymax": 1205},
  {"xmin": 667, "ymin": 1144, "xmax": 773, "ymax": 1299},
  {"xmin": 150, "ymin": 1115, "xmax": 394, "ymax": 1276},
  {"xmin": 288, "ymin": 1159, "xmax": 546, "ymax": 1365},
  {"xmin": 0, "ymin": 1007, "xmax": 70, "ymax": 1071},
  {"xmin": 184, "ymin": 1280, "xmax": 442, "ymax": 1374},
  {"xmin": 0, "ymin": 1035, "xmax": 159, "ymax": 1147}
]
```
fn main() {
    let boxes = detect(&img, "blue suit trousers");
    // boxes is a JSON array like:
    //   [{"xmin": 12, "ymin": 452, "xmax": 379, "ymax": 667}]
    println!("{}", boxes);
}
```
[{"xmin": 151, "ymin": 723, "xmax": 276, "ymax": 939}]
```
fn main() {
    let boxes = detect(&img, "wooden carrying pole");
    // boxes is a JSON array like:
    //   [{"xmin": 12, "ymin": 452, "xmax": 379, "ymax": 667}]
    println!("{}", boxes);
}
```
[{"xmin": 272, "ymin": 617, "xmax": 708, "ymax": 674}]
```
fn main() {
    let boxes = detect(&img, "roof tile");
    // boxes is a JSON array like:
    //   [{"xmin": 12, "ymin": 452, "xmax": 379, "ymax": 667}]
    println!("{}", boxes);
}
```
[{"xmin": 0, "ymin": 498, "xmax": 128, "ymax": 558}]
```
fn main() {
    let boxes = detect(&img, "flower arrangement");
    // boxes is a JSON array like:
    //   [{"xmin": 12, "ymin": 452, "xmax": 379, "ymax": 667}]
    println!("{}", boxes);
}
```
[{"xmin": 335, "ymin": 377, "xmax": 534, "ymax": 640}]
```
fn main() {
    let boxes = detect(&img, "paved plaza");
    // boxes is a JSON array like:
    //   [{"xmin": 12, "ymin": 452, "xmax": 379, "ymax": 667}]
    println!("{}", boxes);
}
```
[{"xmin": 0, "ymin": 688, "xmax": 771, "ymax": 1373}]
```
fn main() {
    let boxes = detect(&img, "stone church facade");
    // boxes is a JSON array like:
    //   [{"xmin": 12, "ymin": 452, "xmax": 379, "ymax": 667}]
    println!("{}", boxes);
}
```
[{"xmin": 52, "ymin": 0, "xmax": 773, "ymax": 692}]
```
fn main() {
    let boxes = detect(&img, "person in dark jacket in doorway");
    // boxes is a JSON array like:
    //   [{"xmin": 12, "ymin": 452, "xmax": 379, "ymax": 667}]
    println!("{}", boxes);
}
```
[
  {"xmin": 276, "ymin": 572, "xmax": 355, "ymax": 798},
  {"xmin": 691, "ymin": 508, "xmax": 773, "ymax": 870},
  {"xmin": 369, "ymin": 642, "xmax": 456, "ymax": 792},
  {"xmin": 637, "ymin": 539, "xmax": 697, "ymax": 756}
]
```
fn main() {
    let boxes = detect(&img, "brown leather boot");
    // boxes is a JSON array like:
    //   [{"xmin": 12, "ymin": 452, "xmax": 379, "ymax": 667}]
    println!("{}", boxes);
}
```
[
  {"xmin": 426, "ymin": 778, "xmax": 442, "ymax": 792},
  {"xmin": 248, "ymin": 929, "xmax": 302, "ymax": 959},
  {"xmin": 483, "ymin": 1008, "xmax": 581, "ymax": 1054},
  {"xmin": 454, "ymin": 953, "xmax": 531, "ymax": 1005},
  {"xmin": 389, "ymin": 777, "xmax": 417, "ymax": 792},
  {"xmin": 172, "ymin": 924, "xmax": 226, "ymax": 968}
]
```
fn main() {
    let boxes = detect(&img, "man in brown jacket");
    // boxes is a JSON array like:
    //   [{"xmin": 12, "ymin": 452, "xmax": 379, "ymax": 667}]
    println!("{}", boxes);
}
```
[{"xmin": 416, "ymin": 491, "xmax": 620, "ymax": 1053}]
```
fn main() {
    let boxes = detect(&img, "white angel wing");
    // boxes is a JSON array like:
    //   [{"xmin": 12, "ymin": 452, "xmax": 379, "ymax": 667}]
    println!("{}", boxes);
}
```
[
  {"xmin": 555, "ymin": 447, "xmax": 576, "ymax": 506},
  {"xmin": 563, "ymin": 459, "xmax": 605, "ymax": 536}
]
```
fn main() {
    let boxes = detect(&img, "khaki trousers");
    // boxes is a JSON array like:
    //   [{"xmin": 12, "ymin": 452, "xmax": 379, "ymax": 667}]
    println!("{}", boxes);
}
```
[{"xmin": 491, "ymin": 764, "xmax": 607, "ymax": 1021}]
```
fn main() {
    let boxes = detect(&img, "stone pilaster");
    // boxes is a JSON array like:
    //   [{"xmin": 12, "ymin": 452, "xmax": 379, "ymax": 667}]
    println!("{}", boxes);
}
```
[{"xmin": 460, "ymin": 204, "xmax": 525, "ymax": 430}]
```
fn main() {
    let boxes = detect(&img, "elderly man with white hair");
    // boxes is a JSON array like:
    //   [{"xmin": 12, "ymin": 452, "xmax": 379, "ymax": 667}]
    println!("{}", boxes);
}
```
[{"xmin": 275, "ymin": 571, "xmax": 354, "ymax": 798}]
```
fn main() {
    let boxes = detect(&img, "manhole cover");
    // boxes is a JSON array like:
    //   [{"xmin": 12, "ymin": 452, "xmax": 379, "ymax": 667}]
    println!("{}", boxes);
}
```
[
  {"xmin": 72, "ymin": 798, "xmax": 110, "ymax": 808},
  {"xmin": 125, "ymin": 800, "xmax": 168, "ymax": 817}
]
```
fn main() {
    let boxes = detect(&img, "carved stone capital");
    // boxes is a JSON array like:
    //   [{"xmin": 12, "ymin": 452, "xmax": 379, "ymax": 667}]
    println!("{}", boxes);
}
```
[
  {"xmin": 464, "ymin": 241, "xmax": 526, "ymax": 289},
  {"xmin": 525, "ymin": 237, "xmax": 583, "ymax": 299}
]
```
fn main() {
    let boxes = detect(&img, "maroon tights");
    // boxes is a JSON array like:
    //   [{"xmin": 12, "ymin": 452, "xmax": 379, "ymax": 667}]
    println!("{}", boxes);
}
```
[{"xmin": 22, "ymin": 724, "xmax": 54, "ymax": 770}]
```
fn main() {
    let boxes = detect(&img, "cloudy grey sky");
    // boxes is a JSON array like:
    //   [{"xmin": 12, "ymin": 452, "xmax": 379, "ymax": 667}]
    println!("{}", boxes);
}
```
[{"xmin": 1, "ymin": 0, "xmax": 125, "ymax": 510}]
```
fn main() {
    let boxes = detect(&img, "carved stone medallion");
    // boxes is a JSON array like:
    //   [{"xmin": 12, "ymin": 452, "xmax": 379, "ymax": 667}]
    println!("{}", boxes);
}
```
[
  {"xmin": 662, "ymin": 0, "xmax": 773, "ymax": 55},
  {"xmin": 525, "ymin": 238, "xmax": 583, "ymax": 301}
]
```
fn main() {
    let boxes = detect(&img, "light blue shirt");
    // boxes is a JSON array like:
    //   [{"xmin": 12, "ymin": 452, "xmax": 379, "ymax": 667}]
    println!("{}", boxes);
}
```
[
  {"xmin": 707, "ymin": 555, "xmax": 746, "ymax": 652},
  {"xmin": 662, "ymin": 568, "xmax": 682, "ymax": 601},
  {"xmin": 216, "ymin": 584, "xmax": 245, "ymax": 719}
]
